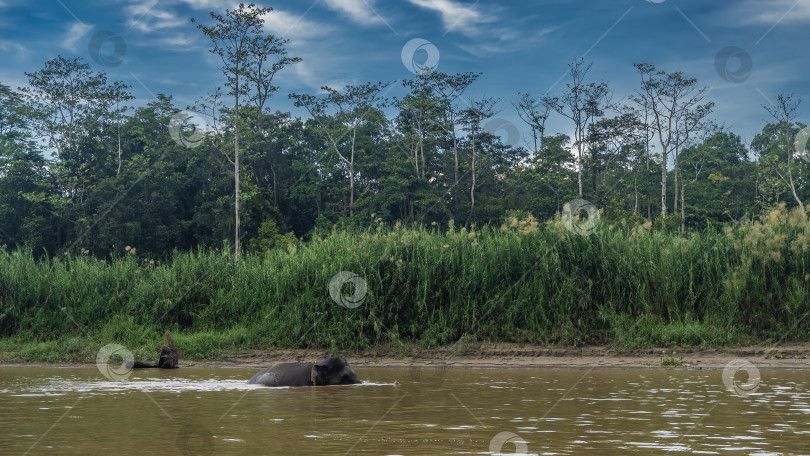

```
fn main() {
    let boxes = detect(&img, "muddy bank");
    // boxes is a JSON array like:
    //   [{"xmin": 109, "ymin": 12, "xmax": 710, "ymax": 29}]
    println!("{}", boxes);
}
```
[
  {"xmin": 4, "ymin": 342, "xmax": 810, "ymax": 370},
  {"xmin": 195, "ymin": 343, "xmax": 810, "ymax": 370}
]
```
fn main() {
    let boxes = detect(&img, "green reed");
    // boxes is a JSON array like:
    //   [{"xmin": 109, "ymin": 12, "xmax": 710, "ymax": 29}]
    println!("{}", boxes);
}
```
[{"xmin": 1, "ymin": 205, "xmax": 809, "ymax": 362}]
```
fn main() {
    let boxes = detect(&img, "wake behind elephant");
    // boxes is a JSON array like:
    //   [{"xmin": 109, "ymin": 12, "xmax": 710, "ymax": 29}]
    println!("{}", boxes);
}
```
[{"xmin": 247, "ymin": 356, "xmax": 361, "ymax": 387}]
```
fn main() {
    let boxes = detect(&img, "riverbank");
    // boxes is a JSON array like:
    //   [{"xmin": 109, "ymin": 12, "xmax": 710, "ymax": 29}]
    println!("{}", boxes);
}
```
[
  {"xmin": 174, "ymin": 342, "xmax": 810, "ymax": 369},
  {"xmin": 2, "ymin": 207, "xmax": 809, "ymax": 360},
  {"xmin": 3, "ymin": 342, "xmax": 810, "ymax": 370}
]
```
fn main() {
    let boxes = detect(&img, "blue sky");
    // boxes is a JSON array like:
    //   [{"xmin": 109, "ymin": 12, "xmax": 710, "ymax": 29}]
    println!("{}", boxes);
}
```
[{"xmin": 1, "ymin": 0, "xmax": 809, "ymax": 146}]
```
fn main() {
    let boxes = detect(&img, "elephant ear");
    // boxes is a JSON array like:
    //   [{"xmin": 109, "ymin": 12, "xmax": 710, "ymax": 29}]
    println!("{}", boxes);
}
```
[{"xmin": 311, "ymin": 362, "xmax": 329, "ymax": 386}]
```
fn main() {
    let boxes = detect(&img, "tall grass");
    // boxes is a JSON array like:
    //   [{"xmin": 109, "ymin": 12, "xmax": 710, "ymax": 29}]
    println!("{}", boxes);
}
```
[{"xmin": 1, "ymin": 204, "xmax": 809, "ymax": 362}]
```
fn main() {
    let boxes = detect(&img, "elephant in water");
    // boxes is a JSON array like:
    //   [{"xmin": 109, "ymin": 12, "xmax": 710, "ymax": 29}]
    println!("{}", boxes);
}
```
[
  {"xmin": 128, "ymin": 331, "xmax": 179, "ymax": 369},
  {"xmin": 247, "ymin": 356, "xmax": 361, "ymax": 387}
]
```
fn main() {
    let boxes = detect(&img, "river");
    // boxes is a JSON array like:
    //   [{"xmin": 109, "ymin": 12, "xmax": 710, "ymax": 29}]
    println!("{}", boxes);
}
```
[{"xmin": 1, "ymin": 365, "xmax": 808, "ymax": 454}]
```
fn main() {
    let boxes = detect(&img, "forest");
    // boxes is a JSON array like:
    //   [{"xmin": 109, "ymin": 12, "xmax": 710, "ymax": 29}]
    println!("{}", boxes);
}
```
[
  {"xmin": 0, "ymin": 5, "xmax": 807, "ymax": 258},
  {"xmin": 0, "ymin": 4, "xmax": 809, "ymax": 359}
]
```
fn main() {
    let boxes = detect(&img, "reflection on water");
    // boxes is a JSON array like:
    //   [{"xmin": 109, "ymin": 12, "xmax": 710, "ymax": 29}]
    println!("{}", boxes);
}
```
[{"xmin": 1, "ymin": 366, "xmax": 808, "ymax": 455}]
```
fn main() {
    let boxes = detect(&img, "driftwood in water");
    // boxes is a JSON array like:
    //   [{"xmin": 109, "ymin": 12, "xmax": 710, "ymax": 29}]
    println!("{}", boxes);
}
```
[{"xmin": 128, "ymin": 331, "xmax": 179, "ymax": 369}]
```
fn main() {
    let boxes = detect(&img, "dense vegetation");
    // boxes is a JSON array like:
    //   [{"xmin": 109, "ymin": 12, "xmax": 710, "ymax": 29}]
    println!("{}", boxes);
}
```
[
  {"xmin": 0, "ymin": 4, "xmax": 808, "ymax": 360},
  {"xmin": 1, "ymin": 205, "xmax": 809, "ymax": 362}
]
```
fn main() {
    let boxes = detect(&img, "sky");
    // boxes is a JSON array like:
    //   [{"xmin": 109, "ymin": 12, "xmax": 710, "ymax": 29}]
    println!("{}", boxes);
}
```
[{"xmin": 1, "ymin": 0, "xmax": 809, "ymax": 148}]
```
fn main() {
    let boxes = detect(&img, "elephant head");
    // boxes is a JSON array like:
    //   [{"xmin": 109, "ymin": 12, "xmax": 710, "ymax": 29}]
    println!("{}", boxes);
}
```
[{"xmin": 311, "ymin": 356, "xmax": 361, "ymax": 386}]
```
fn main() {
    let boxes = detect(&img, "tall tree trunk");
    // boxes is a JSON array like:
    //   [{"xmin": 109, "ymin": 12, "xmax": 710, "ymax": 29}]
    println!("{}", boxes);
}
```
[
  {"xmin": 349, "ymin": 129, "xmax": 356, "ymax": 217},
  {"xmin": 469, "ymin": 131, "xmax": 476, "ymax": 224},
  {"xmin": 673, "ymin": 146, "xmax": 679, "ymax": 213},
  {"xmin": 418, "ymin": 117, "xmax": 426, "ymax": 179},
  {"xmin": 577, "ymin": 140, "xmax": 583, "ymax": 197},
  {"xmin": 452, "ymin": 113, "xmax": 459, "ymax": 188},
  {"xmin": 116, "ymin": 98, "xmax": 122, "ymax": 175},
  {"xmin": 413, "ymin": 142, "xmax": 419, "ymax": 176},
  {"xmin": 784, "ymin": 141, "xmax": 807, "ymax": 216},
  {"xmin": 271, "ymin": 162, "xmax": 278, "ymax": 207},
  {"xmin": 117, "ymin": 128, "xmax": 122, "ymax": 175},
  {"xmin": 788, "ymin": 169, "xmax": 807, "ymax": 216},
  {"xmin": 633, "ymin": 167, "xmax": 639, "ymax": 215},
  {"xmin": 420, "ymin": 140, "xmax": 426, "ymax": 179},
  {"xmin": 591, "ymin": 146, "xmax": 598, "ymax": 194},
  {"xmin": 234, "ymin": 106, "xmax": 240, "ymax": 260},
  {"xmin": 643, "ymin": 110, "xmax": 652, "ymax": 219},
  {"xmin": 660, "ymin": 149, "xmax": 668, "ymax": 218},
  {"xmin": 680, "ymin": 183, "xmax": 686, "ymax": 232}
]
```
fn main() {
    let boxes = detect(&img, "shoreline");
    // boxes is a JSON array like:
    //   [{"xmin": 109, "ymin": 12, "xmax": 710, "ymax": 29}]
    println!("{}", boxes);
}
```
[{"xmin": 3, "ymin": 342, "xmax": 810, "ymax": 370}]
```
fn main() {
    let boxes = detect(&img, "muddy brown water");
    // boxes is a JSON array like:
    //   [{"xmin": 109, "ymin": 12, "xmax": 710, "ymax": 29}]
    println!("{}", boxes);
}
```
[{"xmin": 1, "ymin": 366, "xmax": 808, "ymax": 455}]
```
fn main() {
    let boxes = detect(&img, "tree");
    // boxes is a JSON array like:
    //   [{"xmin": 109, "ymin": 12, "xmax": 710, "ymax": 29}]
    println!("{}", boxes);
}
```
[
  {"xmin": 633, "ymin": 63, "xmax": 711, "ymax": 218},
  {"xmin": 244, "ymin": 29, "xmax": 301, "ymax": 133},
  {"xmin": 0, "ymin": 83, "xmax": 52, "ymax": 251},
  {"xmin": 101, "ymin": 81, "xmax": 134, "ymax": 175},
  {"xmin": 291, "ymin": 82, "xmax": 390, "ymax": 218},
  {"xmin": 513, "ymin": 92, "xmax": 552, "ymax": 154},
  {"xmin": 396, "ymin": 75, "xmax": 443, "ymax": 179},
  {"xmin": 524, "ymin": 133, "xmax": 576, "ymax": 216},
  {"xmin": 0, "ymin": 83, "xmax": 26, "ymax": 141},
  {"xmin": 687, "ymin": 132, "xmax": 753, "ymax": 223},
  {"xmin": 547, "ymin": 59, "xmax": 610, "ymax": 197},
  {"xmin": 672, "ymin": 100, "xmax": 714, "ymax": 218},
  {"xmin": 19, "ymin": 56, "xmax": 129, "ymax": 249},
  {"xmin": 193, "ymin": 3, "xmax": 298, "ymax": 259},
  {"xmin": 588, "ymin": 112, "xmax": 642, "ymax": 186},
  {"xmin": 677, "ymin": 126, "xmax": 715, "ymax": 231},
  {"xmin": 461, "ymin": 98, "xmax": 499, "ymax": 225},
  {"xmin": 756, "ymin": 93, "xmax": 807, "ymax": 217},
  {"xmin": 428, "ymin": 72, "xmax": 480, "ymax": 190},
  {"xmin": 390, "ymin": 76, "xmax": 445, "ymax": 220}
]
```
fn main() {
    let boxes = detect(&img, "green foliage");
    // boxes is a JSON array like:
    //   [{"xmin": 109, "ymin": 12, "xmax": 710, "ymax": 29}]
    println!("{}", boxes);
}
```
[
  {"xmin": 1, "ymin": 206, "xmax": 809, "ymax": 361},
  {"xmin": 658, "ymin": 355, "xmax": 682, "ymax": 366},
  {"xmin": 249, "ymin": 219, "xmax": 296, "ymax": 253},
  {"xmin": 1, "ymin": 46, "xmax": 809, "ymax": 363}
]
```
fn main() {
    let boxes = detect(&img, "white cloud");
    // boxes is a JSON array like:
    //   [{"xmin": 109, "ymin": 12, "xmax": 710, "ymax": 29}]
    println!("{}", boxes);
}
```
[
  {"xmin": 62, "ymin": 22, "xmax": 93, "ymax": 52},
  {"xmin": 0, "ymin": 40, "xmax": 27, "ymax": 54},
  {"xmin": 126, "ymin": 0, "xmax": 186, "ymax": 33},
  {"xmin": 165, "ymin": 2, "xmax": 344, "ymax": 92},
  {"xmin": 260, "ymin": 9, "xmax": 343, "ymax": 92},
  {"xmin": 261, "ymin": 8, "xmax": 333, "ymax": 42},
  {"xmin": 457, "ymin": 26, "xmax": 555, "ymax": 57},
  {"xmin": 176, "ymin": 0, "xmax": 235, "ymax": 9},
  {"xmin": 726, "ymin": 0, "xmax": 810, "ymax": 25},
  {"xmin": 407, "ymin": 0, "xmax": 494, "ymax": 35},
  {"xmin": 161, "ymin": 34, "xmax": 197, "ymax": 48},
  {"xmin": 323, "ymin": 0, "xmax": 384, "ymax": 25}
]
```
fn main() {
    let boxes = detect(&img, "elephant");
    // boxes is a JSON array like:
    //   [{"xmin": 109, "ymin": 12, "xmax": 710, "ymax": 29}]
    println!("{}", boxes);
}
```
[
  {"xmin": 128, "ymin": 331, "xmax": 179, "ymax": 369},
  {"xmin": 247, "ymin": 356, "xmax": 361, "ymax": 387}
]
